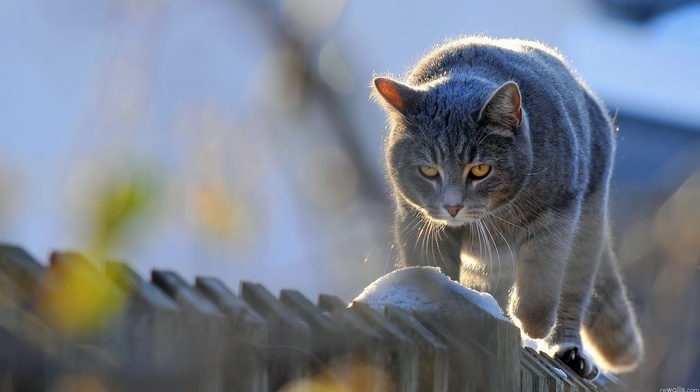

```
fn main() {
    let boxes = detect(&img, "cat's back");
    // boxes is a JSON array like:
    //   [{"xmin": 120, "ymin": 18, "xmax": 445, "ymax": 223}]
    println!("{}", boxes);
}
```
[
  {"xmin": 407, "ymin": 37, "xmax": 577, "ymax": 90},
  {"xmin": 405, "ymin": 37, "xmax": 610, "ymax": 134}
]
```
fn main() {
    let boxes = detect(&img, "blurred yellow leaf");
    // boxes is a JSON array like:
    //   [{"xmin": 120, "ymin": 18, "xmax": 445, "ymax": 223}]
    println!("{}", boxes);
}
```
[{"xmin": 37, "ymin": 254, "xmax": 126, "ymax": 337}]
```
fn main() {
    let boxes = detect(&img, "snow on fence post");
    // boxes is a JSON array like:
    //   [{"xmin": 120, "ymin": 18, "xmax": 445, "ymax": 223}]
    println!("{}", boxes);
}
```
[{"xmin": 352, "ymin": 266, "xmax": 522, "ymax": 391}]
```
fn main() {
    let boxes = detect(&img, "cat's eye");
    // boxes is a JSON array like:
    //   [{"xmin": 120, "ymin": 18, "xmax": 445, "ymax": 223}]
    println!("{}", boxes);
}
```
[
  {"xmin": 470, "ymin": 164, "xmax": 491, "ymax": 179},
  {"xmin": 419, "ymin": 165, "xmax": 439, "ymax": 178}
]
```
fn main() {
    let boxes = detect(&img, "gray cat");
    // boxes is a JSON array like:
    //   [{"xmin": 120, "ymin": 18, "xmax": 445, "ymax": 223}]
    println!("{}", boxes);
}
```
[{"xmin": 371, "ymin": 36, "xmax": 643, "ymax": 379}]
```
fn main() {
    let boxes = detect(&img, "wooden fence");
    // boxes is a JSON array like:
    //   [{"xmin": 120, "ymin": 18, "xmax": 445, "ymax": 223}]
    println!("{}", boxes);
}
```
[{"xmin": 0, "ymin": 244, "xmax": 624, "ymax": 391}]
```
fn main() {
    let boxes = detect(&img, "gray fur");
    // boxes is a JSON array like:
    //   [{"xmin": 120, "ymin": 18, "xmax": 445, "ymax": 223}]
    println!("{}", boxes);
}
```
[{"xmin": 372, "ymin": 37, "xmax": 643, "ymax": 378}]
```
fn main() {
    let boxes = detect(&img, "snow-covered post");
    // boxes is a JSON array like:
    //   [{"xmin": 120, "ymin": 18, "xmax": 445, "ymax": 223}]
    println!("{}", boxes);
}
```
[{"xmin": 353, "ymin": 266, "xmax": 521, "ymax": 391}]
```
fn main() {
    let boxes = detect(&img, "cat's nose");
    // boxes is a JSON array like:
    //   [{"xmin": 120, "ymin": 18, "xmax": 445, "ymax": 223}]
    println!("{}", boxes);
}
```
[{"xmin": 444, "ymin": 205, "xmax": 463, "ymax": 217}]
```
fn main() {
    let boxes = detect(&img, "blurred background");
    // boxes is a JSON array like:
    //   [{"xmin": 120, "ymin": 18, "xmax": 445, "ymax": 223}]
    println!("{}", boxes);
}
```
[{"xmin": 0, "ymin": 0, "xmax": 698, "ymax": 389}]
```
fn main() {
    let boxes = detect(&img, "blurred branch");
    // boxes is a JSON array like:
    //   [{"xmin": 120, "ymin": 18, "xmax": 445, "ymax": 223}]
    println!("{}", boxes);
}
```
[{"xmin": 233, "ymin": 0, "xmax": 389, "ymax": 207}]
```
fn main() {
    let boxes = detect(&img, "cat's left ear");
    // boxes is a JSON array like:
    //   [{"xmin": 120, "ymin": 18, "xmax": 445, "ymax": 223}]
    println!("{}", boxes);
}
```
[
  {"xmin": 479, "ymin": 81, "xmax": 523, "ymax": 133},
  {"xmin": 372, "ymin": 77, "xmax": 423, "ymax": 118}
]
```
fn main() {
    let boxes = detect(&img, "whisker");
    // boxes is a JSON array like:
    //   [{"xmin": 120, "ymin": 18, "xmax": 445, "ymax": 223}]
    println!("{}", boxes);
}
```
[
  {"xmin": 433, "ymin": 222, "xmax": 448, "ymax": 271},
  {"xmin": 476, "ymin": 220, "xmax": 491, "ymax": 281},
  {"xmin": 481, "ymin": 218, "xmax": 501, "ymax": 290},
  {"xmin": 485, "ymin": 215, "xmax": 515, "ymax": 291},
  {"xmin": 420, "ymin": 219, "xmax": 430, "ymax": 267},
  {"xmin": 426, "ymin": 220, "xmax": 436, "ymax": 269},
  {"xmin": 485, "ymin": 209, "xmax": 533, "ymax": 235},
  {"xmin": 385, "ymin": 243, "xmax": 396, "ymax": 273}
]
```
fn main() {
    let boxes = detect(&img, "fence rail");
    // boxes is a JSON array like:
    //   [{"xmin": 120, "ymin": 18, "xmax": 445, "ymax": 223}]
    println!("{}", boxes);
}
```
[{"xmin": 0, "ymin": 244, "xmax": 622, "ymax": 391}]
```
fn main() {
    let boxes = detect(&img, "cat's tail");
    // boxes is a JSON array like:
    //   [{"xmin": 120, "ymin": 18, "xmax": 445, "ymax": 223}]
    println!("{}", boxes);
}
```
[{"xmin": 581, "ymin": 250, "xmax": 644, "ymax": 373}]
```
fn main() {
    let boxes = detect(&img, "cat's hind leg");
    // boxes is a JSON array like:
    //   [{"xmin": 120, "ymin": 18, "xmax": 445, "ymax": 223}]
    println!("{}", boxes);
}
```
[{"xmin": 581, "ymin": 245, "xmax": 644, "ymax": 373}]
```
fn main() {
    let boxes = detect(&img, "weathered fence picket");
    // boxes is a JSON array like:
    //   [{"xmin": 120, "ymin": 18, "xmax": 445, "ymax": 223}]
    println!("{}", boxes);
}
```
[
  {"xmin": 240, "ymin": 282, "xmax": 311, "ymax": 391},
  {"xmin": 318, "ymin": 293, "xmax": 388, "ymax": 392},
  {"xmin": 196, "ymin": 277, "xmax": 269, "ymax": 392},
  {"xmin": 384, "ymin": 306, "xmax": 448, "ymax": 392},
  {"xmin": 351, "ymin": 301, "xmax": 419, "ymax": 392}
]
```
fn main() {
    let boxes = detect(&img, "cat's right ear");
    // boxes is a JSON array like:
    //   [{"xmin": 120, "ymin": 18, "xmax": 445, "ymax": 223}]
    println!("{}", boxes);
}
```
[
  {"xmin": 372, "ymin": 77, "xmax": 422, "ymax": 118},
  {"xmin": 479, "ymin": 81, "xmax": 523, "ymax": 135}
]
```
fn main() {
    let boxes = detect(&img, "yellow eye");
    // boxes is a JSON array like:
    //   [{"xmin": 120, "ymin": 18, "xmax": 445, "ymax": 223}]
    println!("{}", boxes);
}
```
[
  {"xmin": 419, "ymin": 165, "xmax": 439, "ymax": 177},
  {"xmin": 470, "ymin": 164, "xmax": 491, "ymax": 179}
]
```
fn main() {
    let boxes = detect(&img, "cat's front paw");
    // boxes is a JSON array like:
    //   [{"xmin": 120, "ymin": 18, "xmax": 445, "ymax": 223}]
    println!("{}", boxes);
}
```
[
  {"xmin": 556, "ymin": 346, "xmax": 599, "ymax": 380},
  {"xmin": 510, "ymin": 301, "xmax": 556, "ymax": 339}
]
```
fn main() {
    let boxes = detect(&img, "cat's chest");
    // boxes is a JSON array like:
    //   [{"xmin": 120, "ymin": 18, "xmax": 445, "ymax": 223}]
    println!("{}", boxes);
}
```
[
  {"xmin": 461, "ymin": 231, "xmax": 518, "ymax": 267},
  {"xmin": 460, "ymin": 219, "xmax": 523, "ymax": 256},
  {"xmin": 459, "ymin": 222, "xmax": 520, "ymax": 286}
]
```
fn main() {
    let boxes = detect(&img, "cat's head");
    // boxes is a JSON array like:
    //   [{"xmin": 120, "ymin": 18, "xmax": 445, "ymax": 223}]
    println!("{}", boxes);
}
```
[{"xmin": 372, "ymin": 76, "xmax": 533, "ymax": 227}]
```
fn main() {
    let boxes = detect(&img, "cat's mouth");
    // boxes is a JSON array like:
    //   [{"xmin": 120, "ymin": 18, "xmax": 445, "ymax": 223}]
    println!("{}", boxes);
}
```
[{"xmin": 426, "ymin": 209, "xmax": 485, "ymax": 227}]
